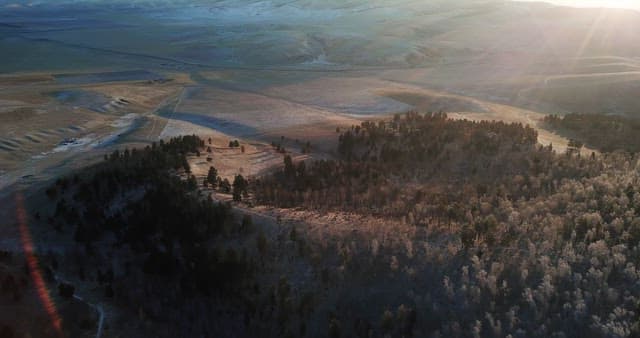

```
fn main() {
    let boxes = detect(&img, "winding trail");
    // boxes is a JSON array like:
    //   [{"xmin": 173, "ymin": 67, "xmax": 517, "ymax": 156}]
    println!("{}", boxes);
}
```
[
  {"xmin": 147, "ymin": 88, "xmax": 186, "ymax": 140},
  {"xmin": 53, "ymin": 273, "xmax": 105, "ymax": 338},
  {"xmin": 71, "ymin": 295, "xmax": 104, "ymax": 338}
]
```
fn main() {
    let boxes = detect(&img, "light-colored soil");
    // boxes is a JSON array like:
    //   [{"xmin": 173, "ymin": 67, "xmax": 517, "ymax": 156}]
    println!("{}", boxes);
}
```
[
  {"xmin": 0, "ymin": 74, "xmax": 189, "ymax": 192},
  {"xmin": 6, "ymin": 40, "xmax": 632, "ymax": 193},
  {"xmin": 373, "ymin": 84, "xmax": 598, "ymax": 155},
  {"xmin": 188, "ymin": 138, "xmax": 296, "ymax": 181},
  {"xmin": 174, "ymin": 86, "xmax": 361, "ymax": 138}
]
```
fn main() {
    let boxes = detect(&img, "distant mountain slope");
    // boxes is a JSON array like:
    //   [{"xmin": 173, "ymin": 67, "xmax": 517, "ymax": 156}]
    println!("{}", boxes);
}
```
[{"xmin": 4, "ymin": 0, "xmax": 640, "ymax": 114}]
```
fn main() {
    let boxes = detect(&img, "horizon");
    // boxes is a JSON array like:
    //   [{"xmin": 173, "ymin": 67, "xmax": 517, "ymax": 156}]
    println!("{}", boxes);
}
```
[{"xmin": 519, "ymin": 0, "xmax": 640, "ymax": 10}]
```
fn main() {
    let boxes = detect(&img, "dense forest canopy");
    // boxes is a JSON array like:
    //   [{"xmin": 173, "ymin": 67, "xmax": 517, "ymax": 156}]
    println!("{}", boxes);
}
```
[
  {"xmin": 250, "ymin": 112, "xmax": 640, "ymax": 337},
  {"xmin": 544, "ymin": 113, "xmax": 640, "ymax": 153},
  {"xmin": 254, "ymin": 112, "xmax": 599, "ymax": 224},
  {"xmin": 43, "ymin": 135, "xmax": 259, "ymax": 336},
  {"xmin": 33, "ymin": 114, "xmax": 640, "ymax": 337}
]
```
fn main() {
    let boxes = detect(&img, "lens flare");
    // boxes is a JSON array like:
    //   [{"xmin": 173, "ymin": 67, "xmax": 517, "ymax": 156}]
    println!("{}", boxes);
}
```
[{"xmin": 16, "ymin": 192, "xmax": 63, "ymax": 337}]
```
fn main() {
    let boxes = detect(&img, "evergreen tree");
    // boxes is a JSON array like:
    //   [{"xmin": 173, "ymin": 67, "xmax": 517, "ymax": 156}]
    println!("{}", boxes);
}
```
[
  {"xmin": 220, "ymin": 178, "xmax": 231, "ymax": 193},
  {"xmin": 284, "ymin": 155, "xmax": 295, "ymax": 178},
  {"xmin": 207, "ymin": 166, "xmax": 218, "ymax": 188},
  {"xmin": 233, "ymin": 174, "xmax": 248, "ymax": 202}
]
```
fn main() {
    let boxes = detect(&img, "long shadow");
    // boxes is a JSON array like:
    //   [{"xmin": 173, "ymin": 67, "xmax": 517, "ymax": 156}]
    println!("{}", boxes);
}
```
[
  {"xmin": 54, "ymin": 70, "xmax": 165, "ymax": 85},
  {"xmin": 159, "ymin": 111, "xmax": 259, "ymax": 137}
]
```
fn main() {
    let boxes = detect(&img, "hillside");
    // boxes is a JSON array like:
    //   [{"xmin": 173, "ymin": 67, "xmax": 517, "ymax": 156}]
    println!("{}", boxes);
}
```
[
  {"xmin": 13, "ymin": 114, "xmax": 640, "ymax": 337},
  {"xmin": 4, "ymin": 1, "xmax": 640, "ymax": 337}
]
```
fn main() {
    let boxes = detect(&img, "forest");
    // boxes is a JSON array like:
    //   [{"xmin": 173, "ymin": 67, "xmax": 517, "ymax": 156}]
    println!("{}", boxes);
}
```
[
  {"xmin": 41, "ymin": 136, "xmax": 266, "ymax": 337},
  {"xmin": 249, "ymin": 113, "xmax": 640, "ymax": 337},
  {"xmin": 253, "ymin": 112, "xmax": 598, "ymax": 228},
  {"xmin": 32, "ymin": 114, "xmax": 640, "ymax": 337},
  {"xmin": 544, "ymin": 113, "xmax": 640, "ymax": 153}
]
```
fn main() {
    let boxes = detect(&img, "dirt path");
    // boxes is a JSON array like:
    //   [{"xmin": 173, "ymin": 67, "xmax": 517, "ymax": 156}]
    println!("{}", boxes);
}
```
[{"xmin": 375, "ymin": 80, "xmax": 597, "ymax": 155}]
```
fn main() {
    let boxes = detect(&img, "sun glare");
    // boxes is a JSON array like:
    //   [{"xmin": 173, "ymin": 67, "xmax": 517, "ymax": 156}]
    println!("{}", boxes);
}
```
[{"xmin": 537, "ymin": 0, "xmax": 640, "ymax": 10}]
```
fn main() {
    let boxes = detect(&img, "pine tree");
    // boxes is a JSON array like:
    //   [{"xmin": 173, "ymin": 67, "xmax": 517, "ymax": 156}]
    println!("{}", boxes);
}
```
[
  {"xmin": 220, "ymin": 178, "xmax": 231, "ymax": 193},
  {"xmin": 284, "ymin": 155, "xmax": 295, "ymax": 178},
  {"xmin": 233, "ymin": 174, "xmax": 248, "ymax": 201},
  {"xmin": 207, "ymin": 166, "xmax": 218, "ymax": 188}
]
